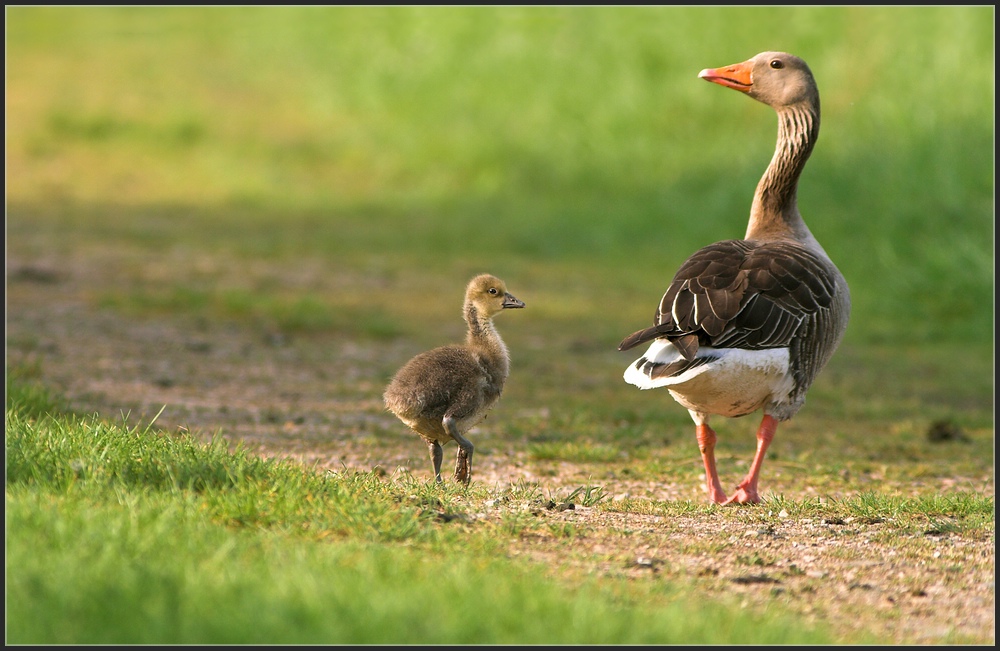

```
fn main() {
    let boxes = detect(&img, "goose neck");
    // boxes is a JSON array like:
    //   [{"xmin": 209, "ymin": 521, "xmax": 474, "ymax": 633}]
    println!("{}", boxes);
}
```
[{"xmin": 747, "ymin": 103, "xmax": 820, "ymax": 242}]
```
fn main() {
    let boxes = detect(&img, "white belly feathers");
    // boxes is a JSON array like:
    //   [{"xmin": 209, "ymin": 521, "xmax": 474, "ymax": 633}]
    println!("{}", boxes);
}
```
[{"xmin": 623, "ymin": 339, "xmax": 794, "ymax": 418}]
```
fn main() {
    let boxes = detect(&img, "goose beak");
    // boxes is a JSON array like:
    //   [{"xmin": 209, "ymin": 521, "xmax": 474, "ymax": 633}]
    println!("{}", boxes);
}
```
[
  {"xmin": 699, "ymin": 59, "xmax": 753, "ymax": 93},
  {"xmin": 502, "ymin": 293, "xmax": 525, "ymax": 309}
]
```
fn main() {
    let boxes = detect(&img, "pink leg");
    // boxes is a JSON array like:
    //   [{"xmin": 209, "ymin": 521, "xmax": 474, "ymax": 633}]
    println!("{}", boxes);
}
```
[
  {"xmin": 696, "ymin": 424, "xmax": 730, "ymax": 504},
  {"xmin": 723, "ymin": 414, "xmax": 778, "ymax": 505}
]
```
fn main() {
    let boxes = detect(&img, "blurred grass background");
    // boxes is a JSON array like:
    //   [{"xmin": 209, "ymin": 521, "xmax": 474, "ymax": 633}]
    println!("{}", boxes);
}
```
[{"xmin": 7, "ymin": 5, "xmax": 993, "ymax": 348}]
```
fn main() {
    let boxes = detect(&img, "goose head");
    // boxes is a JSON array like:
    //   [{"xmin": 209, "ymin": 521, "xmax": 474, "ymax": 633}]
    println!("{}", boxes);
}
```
[
  {"xmin": 698, "ymin": 51, "xmax": 818, "ymax": 110},
  {"xmin": 466, "ymin": 274, "xmax": 525, "ymax": 318}
]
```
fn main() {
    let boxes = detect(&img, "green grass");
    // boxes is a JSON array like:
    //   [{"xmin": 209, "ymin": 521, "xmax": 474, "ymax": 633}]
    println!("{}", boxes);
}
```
[
  {"xmin": 6, "ymin": 378, "xmax": 992, "ymax": 643},
  {"xmin": 7, "ymin": 385, "xmax": 848, "ymax": 645}
]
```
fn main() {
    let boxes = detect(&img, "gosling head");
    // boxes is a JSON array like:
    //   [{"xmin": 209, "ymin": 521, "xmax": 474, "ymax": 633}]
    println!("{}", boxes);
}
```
[{"xmin": 465, "ymin": 274, "xmax": 525, "ymax": 318}]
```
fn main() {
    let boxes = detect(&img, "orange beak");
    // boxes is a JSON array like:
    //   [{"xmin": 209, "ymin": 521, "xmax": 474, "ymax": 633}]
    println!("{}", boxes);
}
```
[{"xmin": 698, "ymin": 59, "xmax": 753, "ymax": 93}]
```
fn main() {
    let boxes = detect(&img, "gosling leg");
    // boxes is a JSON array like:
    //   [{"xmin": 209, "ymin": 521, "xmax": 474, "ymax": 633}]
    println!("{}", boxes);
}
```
[
  {"xmin": 443, "ymin": 416, "xmax": 474, "ymax": 485},
  {"xmin": 423, "ymin": 438, "xmax": 444, "ymax": 483}
]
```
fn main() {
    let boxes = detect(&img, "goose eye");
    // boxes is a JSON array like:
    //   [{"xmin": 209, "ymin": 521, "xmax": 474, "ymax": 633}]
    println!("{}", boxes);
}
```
[
  {"xmin": 769, "ymin": 59, "xmax": 784, "ymax": 69},
  {"xmin": 488, "ymin": 288, "xmax": 499, "ymax": 295}
]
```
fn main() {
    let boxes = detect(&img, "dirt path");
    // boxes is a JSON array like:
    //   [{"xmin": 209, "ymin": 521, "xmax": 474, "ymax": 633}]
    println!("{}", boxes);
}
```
[{"xmin": 6, "ymin": 254, "xmax": 995, "ymax": 645}]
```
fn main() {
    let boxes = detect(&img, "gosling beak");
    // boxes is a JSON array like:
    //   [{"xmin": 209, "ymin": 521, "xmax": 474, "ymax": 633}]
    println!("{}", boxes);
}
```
[
  {"xmin": 698, "ymin": 59, "xmax": 753, "ymax": 93},
  {"xmin": 503, "ymin": 293, "xmax": 525, "ymax": 309}
]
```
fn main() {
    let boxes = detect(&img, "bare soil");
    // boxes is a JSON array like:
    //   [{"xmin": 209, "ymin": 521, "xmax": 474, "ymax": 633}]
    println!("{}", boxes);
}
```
[{"xmin": 6, "ymin": 253, "xmax": 995, "ymax": 645}]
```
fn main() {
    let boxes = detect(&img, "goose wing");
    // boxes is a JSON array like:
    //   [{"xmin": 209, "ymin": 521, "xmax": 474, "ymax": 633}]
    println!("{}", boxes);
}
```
[{"xmin": 618, "ymin": 239, "xmax": 837, "ymax": 359}]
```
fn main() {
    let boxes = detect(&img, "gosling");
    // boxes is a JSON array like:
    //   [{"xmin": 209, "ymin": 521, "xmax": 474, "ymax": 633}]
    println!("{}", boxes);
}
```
[{"xmin": 384, "ymin": 274, "xmax": 525, "ymax": 485}]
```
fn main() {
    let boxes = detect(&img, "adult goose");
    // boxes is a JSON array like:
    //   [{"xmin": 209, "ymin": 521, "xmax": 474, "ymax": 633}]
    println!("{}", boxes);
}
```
[
  {"xmin": 619, "ymin": 52, "xmax": 850, "ymax": 505},
  {"xmin": 384, "ymin": 274, "xmax": 525, "ymax": 485}
]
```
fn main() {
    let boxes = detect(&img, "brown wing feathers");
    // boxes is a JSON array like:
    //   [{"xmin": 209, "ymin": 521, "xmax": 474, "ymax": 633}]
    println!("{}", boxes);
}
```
[{"xmin": 618, "ymin": 240, "xmax": 835, "ymax": 356}]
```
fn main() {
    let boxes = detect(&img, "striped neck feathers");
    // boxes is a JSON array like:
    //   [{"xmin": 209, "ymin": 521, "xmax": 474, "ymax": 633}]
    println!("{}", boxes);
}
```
[{"xmin": 747, "ymin": 103, "xmax": 820, "ymax": 243}]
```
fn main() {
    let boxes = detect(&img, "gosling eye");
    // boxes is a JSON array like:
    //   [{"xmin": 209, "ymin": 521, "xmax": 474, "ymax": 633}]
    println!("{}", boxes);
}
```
[
  {"xmin": 769, "ymin": 59, "xmax": 784, "ymax": 69},
  {"xmin": 488, "ymin": 287, "xmax": 499, "ymax": 295}
]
